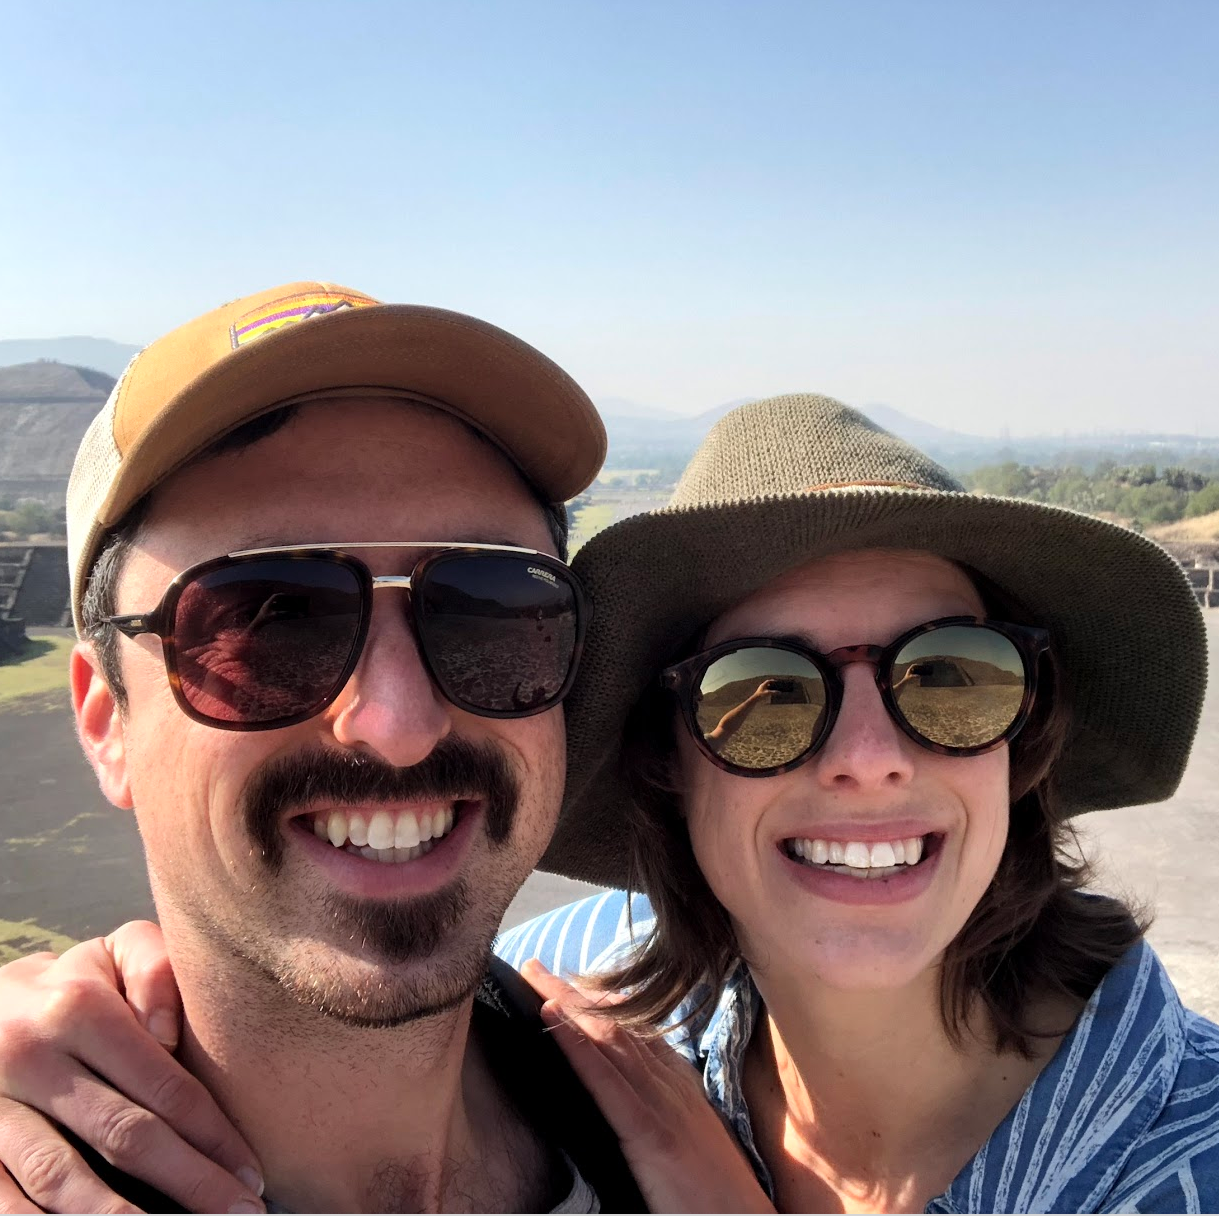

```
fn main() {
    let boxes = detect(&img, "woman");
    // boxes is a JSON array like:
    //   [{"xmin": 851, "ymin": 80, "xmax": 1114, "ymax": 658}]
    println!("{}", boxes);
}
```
[
  {"xmin": 500, "ymin": 393, "xmax": 1218, "ymax": 1212},
  {"xmin": 1, "ymin": 395, "xmax": 1216, "ymax": 1212}
]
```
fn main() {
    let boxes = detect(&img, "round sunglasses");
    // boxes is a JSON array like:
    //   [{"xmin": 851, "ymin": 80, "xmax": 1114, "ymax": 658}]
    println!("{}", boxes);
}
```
[
  {"xmin": 97, "ymin": 543, "xmax": 590, "ymax": 731},
  {"xmin": 662, "ymin": 617, "xmax": 1050, "ymax": 777}
]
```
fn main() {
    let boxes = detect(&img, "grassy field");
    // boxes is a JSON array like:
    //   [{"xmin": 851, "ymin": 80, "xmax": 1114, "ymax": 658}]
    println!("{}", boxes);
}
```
[
  {"xmin": 1149, "ymin": 509, "xmax": 1219, "ymax": 543},
  {"xmin": 0, "ymin": 635, "xmax": 73, "ymax": 709},
  {"xmin": 570, "ymin": 502, "xmax": 618, "ymax": 551},
  {"xmin": 0, "ymin": 918, "xmax": 77, "ymax": 965},
  {"xmin": 594, "ymin": 469, "xmax": 659, "ymax": 485}
]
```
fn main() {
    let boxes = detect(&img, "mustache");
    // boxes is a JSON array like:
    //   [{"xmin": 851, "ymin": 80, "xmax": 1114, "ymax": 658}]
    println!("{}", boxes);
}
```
[{"xmin": 243, "ymin": 738, "xmax": 521, "ymax": 869}]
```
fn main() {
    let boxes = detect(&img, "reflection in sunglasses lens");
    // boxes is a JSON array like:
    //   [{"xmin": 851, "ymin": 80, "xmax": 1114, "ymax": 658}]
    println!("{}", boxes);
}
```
[
  {"xmin": 173, "ymin": 559, "xmax": 365, "ymax": 724},
  {"xmin": 891, "ymin": 625, "xmax": 1026, "ymax": 749},
  {"xmin": 417, "ymin": 555, "xmax": 579, "ymax": 713},
  {"xmin": 695, "ymin": 647, "xmax": 827, "ymax": 770}
]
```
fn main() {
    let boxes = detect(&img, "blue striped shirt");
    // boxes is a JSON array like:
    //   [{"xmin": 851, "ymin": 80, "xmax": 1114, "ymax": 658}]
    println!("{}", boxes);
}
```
[{"xmin": 496, "ymin": 889, "xmax": 1219, "ymax": 1213}]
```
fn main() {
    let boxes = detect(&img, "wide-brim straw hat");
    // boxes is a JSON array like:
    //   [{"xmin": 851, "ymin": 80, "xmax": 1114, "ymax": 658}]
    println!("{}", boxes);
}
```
[{"xmin": 540, "ymin": 393, "xmax": 1208, "ymax": 888}]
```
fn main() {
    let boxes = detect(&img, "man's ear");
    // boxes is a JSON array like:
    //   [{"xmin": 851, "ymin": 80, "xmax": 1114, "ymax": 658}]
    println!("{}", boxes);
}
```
[{"xmin": 71, "ymin": 641, "xmax": 133, "ymax": 810}]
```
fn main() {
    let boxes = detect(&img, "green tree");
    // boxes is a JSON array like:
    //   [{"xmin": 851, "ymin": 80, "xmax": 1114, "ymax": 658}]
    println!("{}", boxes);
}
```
[
  {"xmin": 1162, "ymin": 467, "xmax": 1207, "ymax": 493},
  {"xmin": 0, "ymin": 501, "xmax": 65, "ymax": 538},
  {"xmin": 1125, "ymin": 464, "xmax": 1158, "ymax": 487},
  {"xmin": 1185, "ymin": 482, "xmax": 1219, "ymax": 518},
  {"xmin": 1118, "ymin": 483, "xmax": 1187, "ymax": 524},
  {"xmin": 969, "ymin": 462, "xmax": 1032, "ymax": 497}
]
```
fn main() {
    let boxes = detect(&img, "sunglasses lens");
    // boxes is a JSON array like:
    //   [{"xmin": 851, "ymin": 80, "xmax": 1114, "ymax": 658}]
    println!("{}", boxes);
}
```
[
  {"xmin": 415, "ymin": 554, "xmax": 580, "ymax": 715},
  {"xmin": 172, "ymin": 559, "xmax": 364, "ymax": 726},
  {"xmin": 694, "ymin": 647, "xmax": 828, "ymax": 771},
  {"xmin": 891, "ymin": 625, "xmax": 1027, "ymax": 750}
]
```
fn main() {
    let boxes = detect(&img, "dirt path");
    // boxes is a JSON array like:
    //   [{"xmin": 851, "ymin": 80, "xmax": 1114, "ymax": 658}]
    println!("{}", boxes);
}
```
[
  {"xmin": 1080, "ymin": 610, "xmax": 1219, "ymax": 1020},
  {"xmin": 0, "ymin": 690, "xmax": 154, "ymax": 957}
]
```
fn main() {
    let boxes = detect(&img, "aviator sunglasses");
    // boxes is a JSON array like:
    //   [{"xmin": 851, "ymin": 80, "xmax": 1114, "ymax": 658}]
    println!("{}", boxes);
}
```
[
  {"xmin": 662, "ymin": 616, "xmax": 1050, "ymax": 777},
  {"xmin": 96, "ymin": 543, "xmax": 589, "ymax": 731}
]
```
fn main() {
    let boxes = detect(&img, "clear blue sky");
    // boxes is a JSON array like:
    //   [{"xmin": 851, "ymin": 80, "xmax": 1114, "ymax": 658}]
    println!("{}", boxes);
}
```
[{"xmin": 1, "ymin": 0, "xmax": 1215, "ymax": 434}]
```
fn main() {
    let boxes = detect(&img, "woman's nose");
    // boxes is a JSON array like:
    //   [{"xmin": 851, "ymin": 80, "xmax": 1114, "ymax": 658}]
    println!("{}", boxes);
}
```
[{"xmin": 809, "ymin": 664, "xmax": 915, "ymax": 792}]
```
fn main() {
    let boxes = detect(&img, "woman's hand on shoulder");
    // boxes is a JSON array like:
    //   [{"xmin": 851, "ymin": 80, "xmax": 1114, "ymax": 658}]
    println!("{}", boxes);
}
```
[
  {"xmin": 0, "ymin": 921, "xmax": 264, "ymax": 1214},
  {"xmin": 522, "ymin": 958, "xmax": 775, "ymax": 1214}
]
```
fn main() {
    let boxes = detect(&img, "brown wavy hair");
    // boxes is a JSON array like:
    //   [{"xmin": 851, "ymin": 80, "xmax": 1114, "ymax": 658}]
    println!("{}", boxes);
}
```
[{"xmin": 596, "ymin": 566, "xmax": 1146, "ymax": 1058}]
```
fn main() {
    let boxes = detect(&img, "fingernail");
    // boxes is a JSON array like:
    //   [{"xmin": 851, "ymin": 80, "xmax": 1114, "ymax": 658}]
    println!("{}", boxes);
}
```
[
  {"xmin": 236, "ymin": 1167, "xmax": 265, "ymax": 1196},
  {"xmin": 147, "ymin": 1009, "xmax": 179, "ymax": 1047},
  {"xmin": 228, "ymin": 1199, "xmax": 264, "ymax": 1214}
]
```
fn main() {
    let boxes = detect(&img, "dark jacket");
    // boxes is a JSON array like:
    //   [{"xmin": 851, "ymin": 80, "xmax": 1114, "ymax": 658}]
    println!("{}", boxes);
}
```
[{"xmin": 65, "ymin": 957, "xmax": 646, "ymax": 1212}]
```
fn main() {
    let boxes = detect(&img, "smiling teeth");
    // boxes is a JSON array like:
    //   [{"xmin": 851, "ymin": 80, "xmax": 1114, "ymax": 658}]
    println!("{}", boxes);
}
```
[
  {"xmin": 789, "ymin": 836, "xmax": 925, "ymax": 871},
  {"xmin": 311, "ymin": 806, "xmax": 456, "ymax": 864}
]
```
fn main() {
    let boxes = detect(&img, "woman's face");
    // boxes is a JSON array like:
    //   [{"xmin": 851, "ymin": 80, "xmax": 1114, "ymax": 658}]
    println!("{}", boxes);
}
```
[{"xmin": 679, "ymin": 549, "xmax": 1011, "ymax": 993}]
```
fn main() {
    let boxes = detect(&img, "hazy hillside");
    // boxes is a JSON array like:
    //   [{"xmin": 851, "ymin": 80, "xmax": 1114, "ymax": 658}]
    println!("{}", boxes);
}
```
[
  {"xmin": 0, "ymin": 338, "xmax": 139, "ymax": 378},
  {"xmin": 2, "ymin": 348, "xmax": 1216, "ymax": 504},
  {"xmin": 860, "ymin": 404, "xmax": 985, "ymax": 450},
  {"xmin": 599, "ymin": 397, "xmax": 1219, "ymax": 476},
  {"xmin": 598, "ymin": 397, "xmax": 753, "ymax": 471},
  {"xmin": 0, "ymin": 362, "xmax": 115, "ymax": 488}
]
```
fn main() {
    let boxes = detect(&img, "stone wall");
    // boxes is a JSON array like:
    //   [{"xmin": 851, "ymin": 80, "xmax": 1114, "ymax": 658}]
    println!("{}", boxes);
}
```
[
  {"xmin": 0, "ymin": 477, "xmax": 68, "ymax": 505},
  {"xmin": 1166, "ymin": 545, "xmax": 1219, "ymax": 609},
  {"xmin": 1181, "ymin": 561, "xmax": 1219, "ymax": 608},
  {"xmin": 0, "ymin": 614, "xmax": 27, "ymax": 660},
  {"xmin": 0, "ymin": 544, "xmax": 70, "ymax": 627}
]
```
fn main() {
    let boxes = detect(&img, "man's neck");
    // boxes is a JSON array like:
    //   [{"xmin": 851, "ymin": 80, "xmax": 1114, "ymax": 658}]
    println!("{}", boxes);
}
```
[{"xmin": 172, "ymin": 951, "xmax": 561, "ymax": 1213}]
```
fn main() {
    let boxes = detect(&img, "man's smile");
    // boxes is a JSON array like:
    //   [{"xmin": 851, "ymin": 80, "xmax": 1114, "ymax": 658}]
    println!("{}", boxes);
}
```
[
  {"xmin": 285, "ymin": 800, "xmax": 485, "ymax": 901},
  {"xmin": 306, "ymin": 802, "xmax": 460, "ymax": 863}
]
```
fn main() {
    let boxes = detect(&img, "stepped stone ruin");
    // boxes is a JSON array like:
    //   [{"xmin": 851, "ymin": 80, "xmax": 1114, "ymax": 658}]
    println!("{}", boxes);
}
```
[
  {"xmin": 0, "ymin": 361, "xmax": 111, "ymax": 651},
  {"xmin": 0, "ymin": 360, "xmax": 115, "ymax": 505},
  {"xmin": 1177, "ymin": 552, "xmax": 1219, "ymax": 609},
  {"xmin": 0, "ymin": 543, "xmax": 71, "ymax": 628}
]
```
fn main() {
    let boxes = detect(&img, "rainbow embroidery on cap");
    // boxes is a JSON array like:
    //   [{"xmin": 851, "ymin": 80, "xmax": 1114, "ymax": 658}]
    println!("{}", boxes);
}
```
[{"xmin": 230, "ymin": 290, "xmax": 377, "ymax": 349}]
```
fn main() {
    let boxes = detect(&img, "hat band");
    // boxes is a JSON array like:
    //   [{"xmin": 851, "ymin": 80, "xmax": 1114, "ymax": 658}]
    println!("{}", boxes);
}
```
[{"xmin": 799, "ymin": 479, "xmax": 930, "ymax": 494}]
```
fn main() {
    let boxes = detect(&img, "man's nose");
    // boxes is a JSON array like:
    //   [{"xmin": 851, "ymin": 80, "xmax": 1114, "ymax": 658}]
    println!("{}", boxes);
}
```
[
  {"xmin": 809, "ymin": 664, "xmax": 915, "ymax": 792},
  {"xmin": 323, "ymin": 595, "xmax": 453, "ymax": 768}
]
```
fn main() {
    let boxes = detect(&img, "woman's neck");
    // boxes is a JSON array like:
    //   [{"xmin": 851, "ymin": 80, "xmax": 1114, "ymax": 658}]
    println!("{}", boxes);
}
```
[{"xmin": 743, "ymin": 966, "xmax": 1071, "ymax": 1214}]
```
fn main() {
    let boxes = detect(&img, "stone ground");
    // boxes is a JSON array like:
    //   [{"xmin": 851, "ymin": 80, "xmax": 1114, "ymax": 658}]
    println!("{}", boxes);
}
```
[{"xmin": 1, "ymin": 613, "xmax": 1216, "ymax": 1022}]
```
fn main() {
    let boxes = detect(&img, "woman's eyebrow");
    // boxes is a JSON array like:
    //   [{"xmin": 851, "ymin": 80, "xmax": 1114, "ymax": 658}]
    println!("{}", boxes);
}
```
[
  {"xmin": 773, "ymin": 632, "xmax": 812, "ymax": 649},
  {"xmin": 731, "ymin": 630, "xmax": 816, "ymax": 651}
]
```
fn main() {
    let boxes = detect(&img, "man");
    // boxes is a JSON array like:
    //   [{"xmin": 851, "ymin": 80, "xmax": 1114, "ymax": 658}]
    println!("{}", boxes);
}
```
[{"xmin": 0, "ymin": 282, "xmax": 643, "ymax": 1212}]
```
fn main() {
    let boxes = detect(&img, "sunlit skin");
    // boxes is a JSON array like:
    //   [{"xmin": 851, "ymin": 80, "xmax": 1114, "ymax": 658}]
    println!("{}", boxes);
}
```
[
  {"xmin": 683, "ymin": 549, "xmax": 1009, "ymax": 992},
  {"xmin": 679, "ymin": 550, "xmax": 1064, "ymax": 1213},
  {"xmin": 70, "ymin": 398, "xmax": 569, "ymax": 1212}
]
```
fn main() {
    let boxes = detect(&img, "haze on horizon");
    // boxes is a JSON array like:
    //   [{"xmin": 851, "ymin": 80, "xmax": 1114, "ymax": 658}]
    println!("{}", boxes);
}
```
[{"xmin": 1, "ymin": 1, "xmax": 1215, "ymax": 438}]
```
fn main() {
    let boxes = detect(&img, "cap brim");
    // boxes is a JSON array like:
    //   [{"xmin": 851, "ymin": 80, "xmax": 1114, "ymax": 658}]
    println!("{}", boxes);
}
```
[{"xmin": 542, "ymin": 487, "xmax": 1207, "ymax": 887}]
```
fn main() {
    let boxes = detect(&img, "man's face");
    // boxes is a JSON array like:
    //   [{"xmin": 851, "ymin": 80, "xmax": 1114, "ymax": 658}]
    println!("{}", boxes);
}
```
[{"xmin": 78, "ymin": 398, "xmax": 566, "ymax": 1025}]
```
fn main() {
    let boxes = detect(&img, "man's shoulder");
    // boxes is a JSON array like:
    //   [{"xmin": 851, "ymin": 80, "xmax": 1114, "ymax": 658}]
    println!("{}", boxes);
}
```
[{"xmin": 495, "ymin": 889, "xmax": 654, "ymax": 978}]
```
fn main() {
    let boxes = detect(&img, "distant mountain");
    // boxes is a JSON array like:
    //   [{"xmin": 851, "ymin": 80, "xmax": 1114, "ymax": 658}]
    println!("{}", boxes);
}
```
[
  {"xmin": 598, "ymin": 395, "xmax": 976, "ymax": 470},
  {"xmin": 0, "ymin": 362, "xmax": 115, "ymax": 487},
  {"xmin": 859, "ymin": 403, "xmax": 985, "ymax": 449},
  {"xmin": 596, "ymin": 396, "xmax": 1219, "ymax": 475},
  {"xmin": 596, "ymin": 396, "xmax": 679, "ymax": 420},
  {"xmin": 0, "ymin": 361, "xmax": 115, "ymax": 400},
  {"xmin": 0, "ymin": 338, "xmax": 139, "ymax": 377},
  {"xmin": 598, "ymin": 398, "xmax": 758, "ymax": 470}
]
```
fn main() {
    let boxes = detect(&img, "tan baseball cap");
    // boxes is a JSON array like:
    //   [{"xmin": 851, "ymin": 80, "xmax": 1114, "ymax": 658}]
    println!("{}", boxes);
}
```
[{"xmin": 66, "ymin": 281, "xmax": 606, "ymax": 633}]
